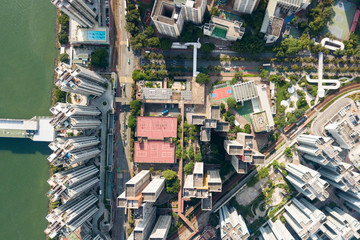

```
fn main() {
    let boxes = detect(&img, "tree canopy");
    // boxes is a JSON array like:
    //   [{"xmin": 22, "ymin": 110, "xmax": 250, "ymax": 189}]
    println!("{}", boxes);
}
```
[
  {"xmin": 200, "ymin": 43, "xmax": 215, "ymax": 53},
  {"xmin": 195, "ymin": 73, "xmax": 210, "ymax": 84},
  {"xmin": 231, "ymin": 32, "xmax": 265, "ymax": 55},
  {"xmin": 90, "ymin": 48, "xmax": 108, "ymax": 69},
  {"xmin": 227, "ymin": 97, "xmax": 237, "ymax": 109},
  {"xmin": 160, "ymin": 38, "xmax": 172, "ymax": 50}
]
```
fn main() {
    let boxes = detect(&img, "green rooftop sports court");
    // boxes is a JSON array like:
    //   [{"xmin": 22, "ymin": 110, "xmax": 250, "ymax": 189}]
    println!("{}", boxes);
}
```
[
  {"xmin": 212, "ymin": 26, "xmax": 227, "ymax": 39},
  {"xmin": 325, "ymin": 0, "xmax": 358, "ymax": 40}
]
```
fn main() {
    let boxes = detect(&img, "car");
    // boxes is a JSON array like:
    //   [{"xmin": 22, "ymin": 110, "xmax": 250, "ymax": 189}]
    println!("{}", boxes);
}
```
[
  {"xmin": 125, "ymin": 140, "xmax": 128, "ymax": 145},
  {"xmin": 126, "ymin": 124, "xmax": 128, "ymax": 129},
  {"xmin": 171, "ymin": 104, "xmax": 174, "ymax": 109},
  {"xmin": 128, "ymin": 58, "xmax": 130, "ymax": 64},
  {"xmin": 164, "ymin": 104, "xmax": 167, "ymax": 109}
]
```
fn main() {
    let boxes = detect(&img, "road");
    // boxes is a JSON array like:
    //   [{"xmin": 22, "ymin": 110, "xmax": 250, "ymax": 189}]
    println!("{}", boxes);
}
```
[{"xmin": 110, "ymin": 0, "xmax": 137, "ymax": 238}]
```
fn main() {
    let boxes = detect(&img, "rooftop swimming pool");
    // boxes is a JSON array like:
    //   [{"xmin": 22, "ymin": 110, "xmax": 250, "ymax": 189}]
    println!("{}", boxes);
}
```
[{"xmin": 87, "ymin": 31, "xmax": 106, "ymax": 41}]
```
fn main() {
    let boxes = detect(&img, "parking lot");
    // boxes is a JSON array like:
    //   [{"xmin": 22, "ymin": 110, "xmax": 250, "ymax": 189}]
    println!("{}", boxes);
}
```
[{"xmin": 144, "ymin": 103, "xmax": 181, "ymax": 117}]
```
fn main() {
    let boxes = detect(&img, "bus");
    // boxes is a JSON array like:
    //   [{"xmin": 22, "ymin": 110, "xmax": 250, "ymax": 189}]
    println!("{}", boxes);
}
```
[
  {"xmin": 262, "ymin": 63, "xmax": 271, "ymax": 67},
  {"xmin": 126, "ymin": 38, "xmax": 129, "ymax": 49}
]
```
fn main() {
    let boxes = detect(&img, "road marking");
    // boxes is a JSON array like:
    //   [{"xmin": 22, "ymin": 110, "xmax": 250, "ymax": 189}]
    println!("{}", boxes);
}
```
[{"xmin": 119, "ymin": 76, "xmax": 132, "ymax": 83}]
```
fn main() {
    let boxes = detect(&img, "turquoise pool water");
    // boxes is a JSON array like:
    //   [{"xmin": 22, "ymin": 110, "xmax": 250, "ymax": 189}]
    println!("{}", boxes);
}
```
[{"xmin": 87, "ymin": 31, "xmax": 106, "ymax": 40}]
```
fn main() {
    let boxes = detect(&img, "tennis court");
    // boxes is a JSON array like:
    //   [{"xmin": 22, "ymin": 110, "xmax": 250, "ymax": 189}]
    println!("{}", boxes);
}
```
[
  {"xmin": 325, "ymin": 0, "xmax": 357, "ymax": 40},
  {"xmin": 211, "ymin": 86, "xmax": 233, "ymax": 101}
]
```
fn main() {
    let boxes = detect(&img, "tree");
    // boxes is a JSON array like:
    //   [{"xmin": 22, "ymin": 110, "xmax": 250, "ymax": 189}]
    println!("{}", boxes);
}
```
[
  {"xmin": 90, "ymin": 48, "xmax": 108, "ymax": 69},
  {"xmin": 244, "ymin": 124, "xmax": 251, "ymax": 134},
  {"xmin": 184, "ymin": 161, "xmax": 194, "ymax": 174},
  {"xmin": 180, "ymin": 23, "xmax": 202, "ymax": 43},
  {"xmin": 163, "ymin": 169, "xmax": 177, "ymax": 181},
  {"xmin": 59, "ymin": 53, "xmax": 69, "ymax": 63},
  {"xmin": 200, "ymin": 43, "xmax": 215, "ymax": 53},
  {"xmin": 132, "ymin": 69, "xmax": 146, "ymax": 81},
  {"xmin": 296, "ymin": 96, "xmax": 309, "ymax": 109},
  {"xmin": 188, "ymin": 145, "xmax": 194, "ymax": 160},
  {"xmin": 148, "ymin": 37, "xmax": 160, "ymax": 48},
  {"xmin": 284, "ymin": 147, "xmax": 293, "ymax": 158},
  {"xmin": 130, "ymin": 100, "xmax": 142, "ymax": 115},
  {"xmin": 227, "ymin": 97, "xmax": 237, "ymax": 109},
  {"xmin": 58, "ymin": 14, "xmax": 69, "ymax": 25},
  {"xmin": 128, "ymin": 115, "xmax": 137, "ymax": 129},
  {"xmin": 160, "ymin": 38, "xmax": 172, "ymax": 50},
  {"xmin": 209, "ymin": 7, "xmax": 220, "ymax": 16},
  {"xmin": 259, "ymin": 69, "xmax": 269, "ymax": 78},
  {"xmin": 195, "ymin": 73, "xmax": 210, "ymax": 84},
  {"xmin": 231, "ymin": 32, "xmax": 265, "ymax": 55},
  {"xmin": 195, "ymin": 152, "xmax": 202, "ymax": 162},
  {"xmin": 163, "ymin": 169, "xmax": 180, "ymax": 193},
  {"xmin": 275, "ymin": 38, "xmax": 306, "ymax": 56},
  {"xmin": 58, "ymin": 30, "xmax": 68, "ymax": 45},
  {"xmin": 231, "ymin": 71, "xmax": 243, "ymax": 84}
]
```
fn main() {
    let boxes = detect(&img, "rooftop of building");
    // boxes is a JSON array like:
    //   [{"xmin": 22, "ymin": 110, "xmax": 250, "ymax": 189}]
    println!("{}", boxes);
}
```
[
  {"xmin": 186, "ymin": 113, "xmax": 206, "ymax": 125},
  {"xmin": 194, "ymin": 162, "xmax": 204, "ymax": 174},
  {"xmin": 266, "ymin": 17, "xmax": 284, "ymax": 37},
  {"xmin": 126, "ymin": 170, "xmax": 150, "ymax": 185},
  {"xmin": 136, "ymin": 116, "xmax": 177, "ymax": 140},
  {"xmin": 149, "ymin": 215, "xmax": 172, "ymax": 239},
  {"xmin": 142, "ymin": 178, "xmax": 165, "ymax": 193},
  {"xmin": 232, "ymin": 81, "xmax": 258, "ymax": 102},
  {"xmin": 209, "ymin": 16, "xmax": 244, "ymax": 40},
  {"xmin": 200, "ymin": 127, "xmax": 211, "ymax": 142},
  {"xmin": 69, "ymin": 19, "xmax": 109, "ymax": 45},
  {"xmin": 134, "ymin": 140, "xmax": 175, "ymax": 163},
  {"xmin": 210, "ymin": 105, "xmax": 221, "ymax": 120},
  {"xmin": 215, "ymin": 121, "xmax": 230, "ymax": 132},
  {"xmin": 207, "ymin": 170, "xmax": 221, "ymax": 183}
]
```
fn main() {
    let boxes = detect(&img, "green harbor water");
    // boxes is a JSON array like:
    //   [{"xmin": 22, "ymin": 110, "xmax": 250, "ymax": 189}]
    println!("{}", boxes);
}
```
[{"xmin": 0, "ymin": 0, "xmax": 57, "ymax": 239}]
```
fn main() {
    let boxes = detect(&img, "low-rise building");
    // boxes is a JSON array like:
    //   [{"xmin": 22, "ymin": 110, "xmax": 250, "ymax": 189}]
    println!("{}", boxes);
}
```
[
  {"xmin": 203, "ymin": 16, "xmax": 245, "ymax": 41},
  {"xmin": 134, "ymin": 116, "xmax": 177, "ymax": 164},
  {"xmin": 285, "ymin": 163, "xmax": 329, "ymax": 201},
  {"xmin": 219, "ymin": 205, "xmax": 249, "ymax": 240}
]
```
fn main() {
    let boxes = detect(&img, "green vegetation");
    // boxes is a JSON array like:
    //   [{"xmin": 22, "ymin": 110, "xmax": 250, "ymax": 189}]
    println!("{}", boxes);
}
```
[
  {"xmin": 163, "ymin": 169, "xmax": 180, "ymax": 194},
  {"xmin": 231, "ymin": 32, "xmax": 265, "ymax": 55},
  {"xmin": 195, "ymin": 152, "xmax": 202, "ymax": 162},
  {"xmin": 200, "ymin": 43, "xmax": 215, "ymax": 53},
  {"xmin": 128, "ymin": 100, "xmax": 141, "ymax": 130},
  {"xmin": 209, "ymin": 7, "xmax": 220, "ymax": 16},
  {"xmin": 184, "ymin": 161, "xmax": 194, "ymax": 174},
  {"xmin": 307, "ymin": 0, "xmax": 335, "ymax": 36},
  {"xmin": 90, "ymin": 48, "xmax": 108, "ymax": 69},
  {"xmin": 58, "ymin": 13, "xmax": 69, "ymax": 45},
  {"xmin": 195, "ymin": 73, "xmax": 210, "ymax": 84},
  {"xmin": 53, "ymin": 86, "xmax": 66, "ymax": 104},
  {"xmin": 244, "ymin": 124, "xmax": 251, "ymax": 134},
  {"xmin": 275, "ymin": 35, "xmax": 309, "ymax": 57},
  {"xmin": 226, "ymin": 97, "xmax": 237, "ymax": 109},
  {"xmin": 180, "ymin": 23, "xmax": 202, "ymax": 43},
  {"xmin": 59, "ymin": 53, "xmax": 69, "ymax": 63},
  {"xmin": 284, "ymin": 147, "xmax": 293, "ymax": 158},
  {"xmin": 159, "ymin": 38, "xmax": 173, "ymax": 50},
  {"xmin": 58, "ymin": 30, "xmax": 68, "ymax": 45}
]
